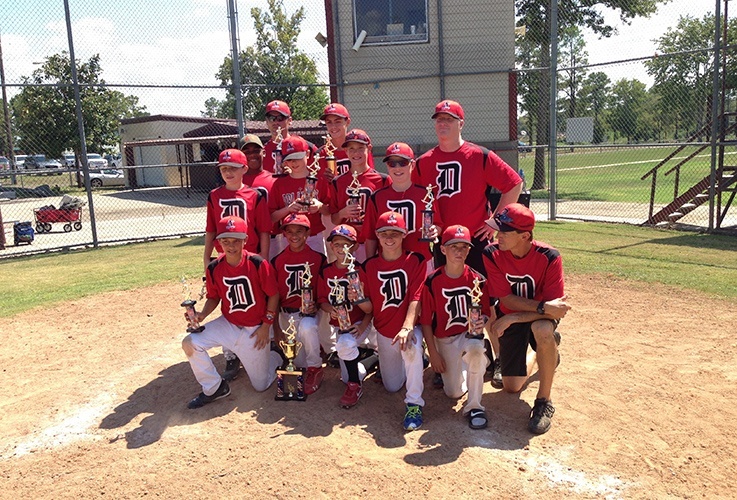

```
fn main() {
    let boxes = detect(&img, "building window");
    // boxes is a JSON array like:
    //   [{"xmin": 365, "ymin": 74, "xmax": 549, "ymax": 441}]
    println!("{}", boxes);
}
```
[{"xmin": 353, "ymin": 0, "xmax": 428, "ymax": 45}]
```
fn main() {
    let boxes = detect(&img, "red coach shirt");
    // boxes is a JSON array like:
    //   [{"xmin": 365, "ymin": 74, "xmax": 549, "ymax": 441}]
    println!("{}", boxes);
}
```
[
  {"xmin": 205, "ymin": 250, "xmax": 278, "ymax": 327},
  {"xmin": 482, "ymin": 241, "xmax": 564, "ymax": 316},
  {"xmin": 268, "ymin": 175, "xmax": 330, "ymax": 235},
  {"xmin": 330, "ymin": 168, "xmax": 391, "ymax": 242},
  {"xmin": 362, "ymin": 184, "xmax": 444, "ymax": 260},
  {"xmin": 413, "ymin": 142, "xmax": 521, "ymax": 231},
  {"xmin": 420, "ymin": 264, "xmax": 490, "ymax": 338},
  {"xmin": 206, "ymin": 185, "xmax": 271, "ymax": 253},
  {"xmin": 271, "ymin": 245, "xmax": 327, "ymax": 310},
  {"xmin": 363, "ymin": 252, "xmax": 426, "ymax": 338},
  {"xmin": 317, "ymin": 263, "xmax": 367, "ymax": 328}
]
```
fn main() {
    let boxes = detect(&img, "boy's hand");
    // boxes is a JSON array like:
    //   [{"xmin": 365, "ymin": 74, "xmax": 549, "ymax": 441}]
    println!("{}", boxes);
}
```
[
  {"xmin": 251, "ymin": 323, "xmax": 271, "ymax": 350},
  {"xmin": 391, "ymin": 327, "xmax": 416, "ymax": 351},
  {"xmin": 428, "ymin": 351, "xmax": 446, "ymax": 373}
]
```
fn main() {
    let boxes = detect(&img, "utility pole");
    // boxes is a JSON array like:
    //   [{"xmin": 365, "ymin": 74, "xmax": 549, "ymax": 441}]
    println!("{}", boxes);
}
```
[{"xmin": 0, "ymin": 32, "xmax": 17, "ymax": 184}]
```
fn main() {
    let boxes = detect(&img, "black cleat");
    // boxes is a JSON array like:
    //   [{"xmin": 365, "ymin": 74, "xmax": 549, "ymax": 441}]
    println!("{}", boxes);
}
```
[{"xmin": 187, "ymin": 380, "xmax": 231, "ymax": 409}]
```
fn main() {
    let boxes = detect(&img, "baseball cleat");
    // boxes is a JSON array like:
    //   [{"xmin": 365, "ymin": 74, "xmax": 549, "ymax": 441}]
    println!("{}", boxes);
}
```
[
  {"xmin": 403, "ymin": 404, "xmax": 423, "ymax": 431},
  {"xmin": 339, "ymin": 381, "xmax": 363, "ymax": 408},
  {"xmin": 223, "ymin": 356, "xmax": 242, "ymax": 381},
  {"xmin": 528, "ymin": 398, "xmax": 555, "ymax": 434},
  {"xmin": 304, "ymin": 366, "xmax": 325, "ymax": 395},
  {"xmin": 187, "ymin": 379, "xmax": 231, "ymax": 409},
  {"xmin": 490, "ymin": 358, "xmax": 503, "ymax": 389}
]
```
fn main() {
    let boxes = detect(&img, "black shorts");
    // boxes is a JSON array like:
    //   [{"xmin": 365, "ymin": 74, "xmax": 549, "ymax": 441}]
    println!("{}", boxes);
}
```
[{"xmin": 498, "ymin": 319, "xmax": 558, "ymax": 377}]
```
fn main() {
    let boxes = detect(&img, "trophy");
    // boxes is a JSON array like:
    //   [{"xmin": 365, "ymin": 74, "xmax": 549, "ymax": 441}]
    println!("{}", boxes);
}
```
[
  {"xmin": 299, "ymin": 262, "xmax": 316, "ymax": 316},
  {"xmin": 272, "ymin": 126, "xmax": 286, "ymax": 177},
  {"xmin": 301, "ymin": 154, "xmax": 321, "ymax": 212},
  {"xmin": 466, "ymin": 277, "xmax": 486, "ymax": 339},
  {"xmin": 329, "ymin": 280, "xmax": 353, "ymax": 334},
  {"xmin": 346, "ymin": 171, "xmax": 363, "ymax": 224},
  {"xmin": 343, "ymin": 244, "xmax": 368, "ymax": 304},
  {"xmin": 181, "ymin": 276, "xmax": 205, "ymax": 333},
  {"xmin": 419, "ymin": 184, "xmax": 435, "ymax": 242},
  {"xmin": 275, "ymin": 316, "xmax": 307, "ymax": 401},
  {"xmin": 323, "ymin": 135, "xmax": 337, "ymax": 177}
]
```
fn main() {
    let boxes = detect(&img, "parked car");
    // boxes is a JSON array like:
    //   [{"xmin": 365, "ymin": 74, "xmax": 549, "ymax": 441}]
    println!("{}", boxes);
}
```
[
  {"xmin": 62, "ymin": 153, "xmax": 109, "ymax": 169},
  {"xmin": 86, "ymin": 169, "xmax": 125, "ymax": 188},
  {"xmin": 23, "ymin": 155, "xmax": 63, "ymax": 174},
  {"xmin": 105, "ymin": 153, "xmax": 123, "ymax": 168},
  {"xmin": 0, "ymin": 156, "xmax": 9, "ymax": 170},
  {"xmin": 15, "ymin": 154, "xmax": 27, "ymax": 168}
]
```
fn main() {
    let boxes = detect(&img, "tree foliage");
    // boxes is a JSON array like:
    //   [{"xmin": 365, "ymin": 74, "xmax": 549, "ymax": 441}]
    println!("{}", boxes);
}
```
[
  {"xmin": 607, "ymin": 78, "xmax": 658, "ymax": 143},
  {"xmin": 205, "ymin": 0, "xmax": 328, "ymax": 120},
  {"xmin": 10, "ymin": 52, "xmax": 147, "ymax": 159},
  {"xmin": 578, "ymin": 72, "xmax": 612, "ymax": 144}
]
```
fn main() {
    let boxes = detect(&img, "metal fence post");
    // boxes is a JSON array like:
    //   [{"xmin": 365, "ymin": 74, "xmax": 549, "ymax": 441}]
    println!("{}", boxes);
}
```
[
  {"xmin": 548, "ymin": 0, "xmax": 558, "ymax": 220},
  {"xmin": 709, "ymin": 0, "xmax": 722, "ymax": 231},
  {"xmin": 228, "ymin": 0, "xmax": 245, "ymax": 143}
]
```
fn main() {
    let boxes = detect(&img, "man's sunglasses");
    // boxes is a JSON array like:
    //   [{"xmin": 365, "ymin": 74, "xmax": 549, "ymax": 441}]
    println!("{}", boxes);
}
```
[{"xmin": 266, "ymin": 114, "xmax": 288, "ymax": 122}]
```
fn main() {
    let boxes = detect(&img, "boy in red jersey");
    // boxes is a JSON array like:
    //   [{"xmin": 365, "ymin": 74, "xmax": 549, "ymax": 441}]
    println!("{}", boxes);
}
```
[
  {"xmin": 482, "ymin": 203, "xmax": 571, "ymax": 434},
  {"xmin": 329, "ymin": 129, "xmax": 391, "ymax": 263},
  {"xmin": 240, "ymin": 133, "xmax": 275, "ymax": 201},
  {"xmin": 317, "ymin": 224, "xmax": 374, "ymax": 408},
  {"xmin": 362, "ymin": 211, "xmax": 427, "ymax": 431},
  {"xmin": 269, "ymin": 135, "xmax": 331, "ymax": 255},
  {"xmin": 271, "ymin": 213, "xmax": 327, "ymax": 395},
  {"xmin": 182, "ymin": 216, "xmax": 283, "ymax": 409},
  {"xmin": 420, "ymin": 225, "xmax": 492, "ymax": 429}
]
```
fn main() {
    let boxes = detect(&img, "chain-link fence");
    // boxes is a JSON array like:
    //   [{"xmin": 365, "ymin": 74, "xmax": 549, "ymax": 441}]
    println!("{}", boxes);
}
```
[{"xmin": 1, "ymin": 0, "xmax": 734, "ymax": 257}]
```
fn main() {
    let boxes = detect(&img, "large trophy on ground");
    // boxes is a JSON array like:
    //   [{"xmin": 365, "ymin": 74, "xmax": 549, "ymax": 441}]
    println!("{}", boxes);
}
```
[
  {"xmin": 419, "ymin": 184, "xmax": 435, "ymax": 242},
  {"xmin": 329, "ymin": 280, "xmax": 353, "ymax": 335},
  {"xmin": 343, "ymin": 244, "xmax": 368, "ymax": 304},
  {"xmin": 323, "ymin": 135, "xmax": 337, "ymax": 177},
  {"xmin": 181, "ymin": 276, "xmax": 205, "ymax": 333},
  {"xmin": 466, "ymin": 277, "xmax": 485, "ymax": 340},
  {"xmin": 275, "ymin": 316, "xmax": 307, "ymax": 401}
]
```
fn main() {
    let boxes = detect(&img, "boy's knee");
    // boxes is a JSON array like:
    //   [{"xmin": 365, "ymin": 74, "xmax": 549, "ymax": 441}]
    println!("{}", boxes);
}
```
[{"xmin": 182, "ymin": 335, "xmax": 195, "ymax": 357}]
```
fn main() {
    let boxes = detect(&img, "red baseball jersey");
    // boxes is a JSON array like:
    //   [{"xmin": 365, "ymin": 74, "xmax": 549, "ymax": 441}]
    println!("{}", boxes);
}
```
[
  {"xmin": 271, "ymin": 245, "xmax": 327, "ymax": 310},
  {"xmin": 317, "ymin": 263, "xmax": 367, "ymax": 328},
  {"xmin": 205, "ymin": 250, "xmax": 279, "ymax": 327},
  {"xmin": 329, "ymin": 168, "xmax": 391, "ymax": 242},
  {"xmin": 206, "ymin": 185, "xmax": 271, "ymax": 253},
  {"xmin": 243, "ymin": 169, "xmax": 276, "ymax": 202},
  {"xmin": 419, "ymin": 265, "xmax": 490, "ymax": 339},
  {"xmin": 482, "ymin": 241, "xmax": 564, "ymax": 316},
  {"xmin": 361, "ymin": 183, "xmax": 444, "ymax": 260},
  {"xmin": 268, "ymin": 175, "xmax": 330, "ymax": 235},
  {"xmin": 362, "ymin": 252, "xmax": 426, "ymax": 338},
  {"xmin": 413, "ymin": 142, "xmax": 521, "ymax": 231},
  {"xmin": 264, "ymin": 137, "xmax": 317, "ymax": 173}
]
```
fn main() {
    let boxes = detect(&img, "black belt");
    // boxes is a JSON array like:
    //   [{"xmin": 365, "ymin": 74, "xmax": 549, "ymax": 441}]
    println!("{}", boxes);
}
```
[{"xmin": 280, "ymin": 307, "xmax": 300, "ymax": 313}]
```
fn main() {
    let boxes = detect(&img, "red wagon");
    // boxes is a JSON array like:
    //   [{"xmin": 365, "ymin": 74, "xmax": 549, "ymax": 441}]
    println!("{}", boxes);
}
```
[{"xmin": 34, "ymin": 206, "xmax": 83, "ymax": 233}]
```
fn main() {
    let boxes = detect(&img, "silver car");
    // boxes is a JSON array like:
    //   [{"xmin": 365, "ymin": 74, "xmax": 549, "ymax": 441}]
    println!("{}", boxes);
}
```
[{"xmin": 88, "ymin": 168, "xmax": 125, "ymax": 188}]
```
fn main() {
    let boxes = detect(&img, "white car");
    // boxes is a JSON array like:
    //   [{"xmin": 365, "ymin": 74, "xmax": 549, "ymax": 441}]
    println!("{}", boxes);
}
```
[
  {"xmin": 88, "ymin": 169, "xmax": 125, "ymax": 188},
  {"xmin": 62, "ymin": 153, "xmax": 108, "ymax": 169}
]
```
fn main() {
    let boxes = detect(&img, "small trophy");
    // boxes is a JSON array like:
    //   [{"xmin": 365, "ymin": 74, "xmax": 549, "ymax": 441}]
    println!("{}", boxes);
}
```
[
  {"xmin": 419, "ymin": 184, "xmax": 435, "ymax": 242},
  {"xmin": 329, "ymin": 281, "xmax": 353, "ymax": 334},
  {"xmin": 343, "ymin": 244, "xmax": 368, "ymax": 304},
  {"xmin": 346, "ymin": 171, "xmax": 363, "ymax": 224},
  {"xmin": 272, "ymin": 126, "xmax": 286, "ymax": 177},
  {"xmin": 466, "ymin": 277, "xmax": 485, "ymax": 340},
  {"xmin": 275, "ymin": 316, "xmax": 307, "ymax": 401},
  {"xmin": 323, "ymin": 135, "xmax": 337, "ymax": 177},
  {"xmin": 299, "ymin": 262, "xmax": 315, "ymax": 316},
  {"xmin": 181, "ymin": 276, "xmax": 205, "ymax": 333},
  {"xmin": 301, "ymin": 154, "xmax": 321, "ymax": 212}
]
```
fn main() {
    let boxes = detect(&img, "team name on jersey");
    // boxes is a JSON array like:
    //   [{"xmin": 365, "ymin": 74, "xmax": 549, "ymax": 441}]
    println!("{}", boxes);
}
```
[
  {"xmin": 435, "ymin": 161, "xmax": 462, "ymax": 198},
  {"xmin": 442, "ymin": 286, "xmax": 471, "ymax": 330},
  {"xmin": 505, "ymin": 274, "xmax": 536, "ymax": 300},
  {"xmin": 385, "ymin": 200, "xmax": 417, "ymax": 232},
  {"xmin": 336, "ymin": 158, "xmax": 351, "ymax": 177},
  {"xmin": 284, "ymin": 263, "xmax": 309, "ymax": 299},
  {"xmin": 378, "ymin": 269, "xmax": 408, "ymax": 311},
  {"xmin": 218, "ymin": 198, "xmax": 248, "ymax": 220},
  {"xmin": 223, "ymin": 275, "xmax": 256, "ymax": 314}
]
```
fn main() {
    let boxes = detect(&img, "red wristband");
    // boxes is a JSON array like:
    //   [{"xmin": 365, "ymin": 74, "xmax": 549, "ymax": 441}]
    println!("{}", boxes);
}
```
[{"xmin": 262, "ymin": 310, "xmax": 276, "ymax": 325}]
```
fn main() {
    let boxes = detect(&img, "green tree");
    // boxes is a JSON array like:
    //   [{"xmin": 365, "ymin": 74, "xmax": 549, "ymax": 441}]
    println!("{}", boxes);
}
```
[
  {"xmin": 607, "ymin": 78, "xmax": 658, "ymax": 143},
  {"xmin": 516, "ymin": 0, "xmax": 662, "ymax": 189},
  {"xmin": 208, "ymin": 0, "xmax": 328, "ymax": 120},
  {"xmin": 578, "ymin": 71, "xmax": 612, "ymax": 143},
  {"xmin": 11, "ymin": 52, "xmax": 147, "ymax": 159},
  {"xmin": 559, "ymin": 26, "xmax": 589, "ymax": 120}
]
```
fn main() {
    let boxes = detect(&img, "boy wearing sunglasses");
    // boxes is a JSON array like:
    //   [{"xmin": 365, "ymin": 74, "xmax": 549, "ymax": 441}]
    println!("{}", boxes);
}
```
[{"xmin": 263, "ymin": 100, "xmax": 293, "ymax": 174}]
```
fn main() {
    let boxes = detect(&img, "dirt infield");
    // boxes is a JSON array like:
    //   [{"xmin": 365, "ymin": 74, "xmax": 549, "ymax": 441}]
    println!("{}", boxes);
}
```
[{"xmin": 1, "ymin": 274, "xmax": 735, "ymax": 498}]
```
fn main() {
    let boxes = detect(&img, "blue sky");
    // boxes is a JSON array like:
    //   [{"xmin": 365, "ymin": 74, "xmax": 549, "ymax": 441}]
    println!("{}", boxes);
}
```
[{"xmin": 1, "ymin": 0, "xmax": 715, "ymax": 117}]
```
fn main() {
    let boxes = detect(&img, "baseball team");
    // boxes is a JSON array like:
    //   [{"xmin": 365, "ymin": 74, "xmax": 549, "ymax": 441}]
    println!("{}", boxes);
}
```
[{"xmin": 180, "ymin": 98, "xmax": 572, "ymax": 435}]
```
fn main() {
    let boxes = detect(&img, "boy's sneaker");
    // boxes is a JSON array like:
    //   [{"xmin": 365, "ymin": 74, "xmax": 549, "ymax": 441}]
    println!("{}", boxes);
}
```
[
  {"xmin": 490, "ymin": 358, "xmax": 503, "ymax": 389},
  {"xmin": 339, "ymin": 382, "xmax": 363, "ymax": 408},
  {"xmin": 223, "ymin": 356, "xmax": 241, "ymax": 381},
  {"xmin": 432, "ymin": 372, "xmax": 444, "ymax": 389},
  {"xmin": 528, "ymin": 398, "xmax": 555, "ymax": 434},
  {"xmin": 403, "ymin": 404, "xmax": 423, "ymax": 431},
  {"xmin": 304, "ymin": 366, "xmax": 324, "ymax": 395},
  {"xmin": 271, "ymin": 341, "xmax": 289, "ymax": 369},
  {"xmin": 187, "ymin": 379, "xmax": 231, "ymax": 409}
]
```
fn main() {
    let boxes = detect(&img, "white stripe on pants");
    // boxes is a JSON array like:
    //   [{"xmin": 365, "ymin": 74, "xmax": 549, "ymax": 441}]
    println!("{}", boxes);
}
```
[
  {"xmin": 376, "ymin": 328, "xmax": 425, "ymax": 407},
  {"xmin": 183, "ymin": 315, "xmax": 280, "ymax": 394},
  {"xmin": 434, "ymin": 334, "xmax": 488, "ymax": 414},
  {"xmin": 278, "ymin": 311, "xmax": 321, "ymax": 368}
]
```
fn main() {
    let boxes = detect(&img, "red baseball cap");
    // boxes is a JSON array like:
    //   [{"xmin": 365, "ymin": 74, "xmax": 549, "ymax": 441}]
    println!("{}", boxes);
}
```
[
  {"xmin": 327, "ymin": 224, "xmax": 358, "ymax": 243},
  {"xmin": 281, "ymin": 135, "xmax": 310, "ymax": 161},
  {"xmin": 432, "ymin": 100, "xmax": 465, "ymax": 120},
  {"xmin": 342, "ymin": 129, "xmax": 371, "ymax": 148},
  {"xmin": 376, "ymin": 211, "xmax": 407, "ymax": 234},
  {"xmin": 489, "ymin": 203, "xmax": 536, "ymax": 232},
  {"xmin": 321, "ymin": 103, "xmax": 350, "ymax": 120},
  {"xmin": 216, "ymin": 215, "xmax": 248, "ymax": 240},
  {"xmin": 265, "ymin": 100, "xmax": 291, "ymax": 117},
  {"xmin": 281, "ymin": 213, "xmax": 311, "ymax": 230},
  {"xmin": 382, "ymin": 142, "xmax": 415, "ymax": 162},
  {"xmin": 218, "ymin": 148, "xmax": 247, "ymax": 168},
  {"xmin": 441, "ymin": 224, "xmax": 473, "ymax": 246}
]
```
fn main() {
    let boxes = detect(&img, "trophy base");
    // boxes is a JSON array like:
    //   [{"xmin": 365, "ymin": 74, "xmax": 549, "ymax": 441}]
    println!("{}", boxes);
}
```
[
  {"xmin": 418, "ymin": 237, "xmax": 434, "ymax": 242},
  {"xmin": 352, "ymin": 297, "xmax": 370, "ymax": 305},
  {"xmin": 275, "ymin": 369, "xmax": 307, "ymax": 401},
  {"xmin": 187, "ymin": 326, "xmax": 205, "ymax": 333}
]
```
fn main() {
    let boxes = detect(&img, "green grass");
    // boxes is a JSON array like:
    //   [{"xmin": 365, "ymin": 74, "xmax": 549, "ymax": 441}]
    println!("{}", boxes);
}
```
[
  {"xmin": 519, "ymin": 145, "xmax": 734, "ymax": 205},
  {"xmin": 1, "ymin": 223, "xmax": 734, "ymax": 317}
]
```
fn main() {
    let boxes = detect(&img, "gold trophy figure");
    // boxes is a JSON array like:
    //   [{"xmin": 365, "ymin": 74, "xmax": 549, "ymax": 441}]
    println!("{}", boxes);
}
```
[
  {"xmin": 323, "ymin": 135, "xmax": 337, "ymax": 176},
  {"xmin": 299, "ymin": 262, "xmax": 316, "ymax": 316},
  {"xmin": 419, "ymin": 184, "xmax": 436, "ymax": 242},
  {"xmin": 275, "ymin": 316, "xmax": 307, "ymax": 401},
  {"xmin": 466, "ymin": 276, "xmax": 486, "ymax": 339},
  {"xmin": 346, "ymin": 171, "xmax": 363, "ymax": 224},
  {"xmin": 272, "ymin": 126, "xmax": 286, "ymax": 177},
  {"xmin": 329, "ymin": 280, "xmax": 353, "ymax": 334},
  {"xmin": 301, "ymin": 154, "xmax": 321, "ymax": 212},
  {"xmin": 180, "ymin": 276, "xmax": 205, "ymax": 333},
  {"xmin": 343, "ymin": 244, "xmax": 368, "ymax": 304}
]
